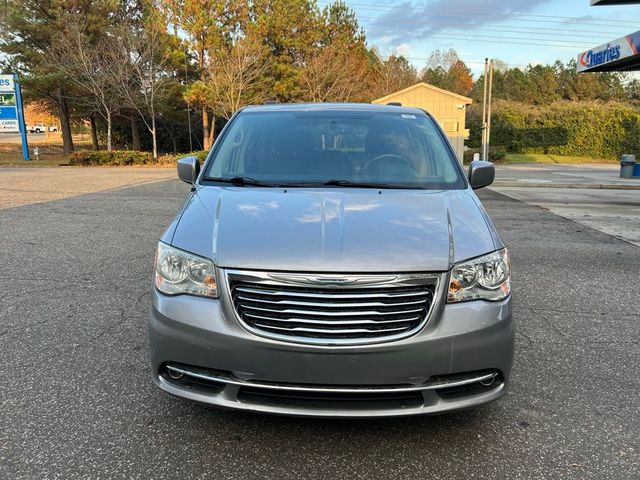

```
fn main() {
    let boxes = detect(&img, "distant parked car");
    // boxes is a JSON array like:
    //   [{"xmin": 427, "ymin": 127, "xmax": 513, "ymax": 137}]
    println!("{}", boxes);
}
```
[
  {"xmin": 27, "ymin": 123, "xmax": 46, "ymax": 134},
  {"xmin": 48, "ymin": 125, "xmax": 58, "ymax": 132}
]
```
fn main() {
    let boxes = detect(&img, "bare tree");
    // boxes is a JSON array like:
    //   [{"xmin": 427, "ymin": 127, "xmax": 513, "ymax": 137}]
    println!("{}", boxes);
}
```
[
  {"xmin": 204, "ymin": 35, "xmax": 270, "ymax": 120},
  {"xmin": 371, "ymin": 53, "xmax": 418, "ymax": 99},
  {"xmin": 299, "ymin": 44, "xmax": 370, "ymax": 103},
  {"xmin": 50, "ymin": 18, "xmax": 122, "ymax": 151},
  {"xmin": 112, "ymin": 17, "xmax": 172, "ymax": 159},
  {"xmin": 425, "ymin": 48, "xmax": 461, "ymax": 71}
]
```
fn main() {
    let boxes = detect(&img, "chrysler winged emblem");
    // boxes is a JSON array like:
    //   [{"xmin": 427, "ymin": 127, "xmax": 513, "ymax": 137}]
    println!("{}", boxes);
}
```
[{"xmin": 267, "ymin": 273, "xmax": 398, "ymax": 286}]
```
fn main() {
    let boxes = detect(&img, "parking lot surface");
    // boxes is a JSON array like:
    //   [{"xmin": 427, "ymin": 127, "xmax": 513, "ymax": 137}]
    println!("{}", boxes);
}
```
[
  {"xmin": 494, "ymin": 163, "xmax": 640, "ymax": 189},
  {"xmin": 0, "ymin": 167, "xmax": 174, "ymax": 209},
  {"xmin": 492, "ymin": 187, "xmax": 640, "ymax": 247},
  {"xmin": 1, "ymin": 178, "xmax": 638, "ymax": 479}
]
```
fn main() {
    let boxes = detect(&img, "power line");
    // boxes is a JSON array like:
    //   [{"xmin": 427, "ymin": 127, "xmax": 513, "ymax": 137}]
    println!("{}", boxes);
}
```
[
  {"xmin": 399, "ymin": 35, "xmax": 587, "ymax": 49},
  {"xmin": 317, "ymin": 1, "xmax": 640, "ymax": 28},
  {"xmin": 354, "ymin": 14, "xmax": 625, "ymax": 42},
  {"xmin": 316, "ymin": 1, "xmax": 627, "ymax": 65},
  {"xmin": 404, "ymin": 57, "xmax": 528, "ymax": 68},
  {"xmin": 372, "ymin": 30, "xmax": 592, "ymax": 49},
  {"xmin": 360, "ymin": 19, "xmax": 627, "ymax": 38}
]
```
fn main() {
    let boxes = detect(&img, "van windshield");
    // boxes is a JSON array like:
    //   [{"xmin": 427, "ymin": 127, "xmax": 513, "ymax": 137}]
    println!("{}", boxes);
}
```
[{"xmin": 203, "ymin": 110, "xmax": 466, "ymax": 189}]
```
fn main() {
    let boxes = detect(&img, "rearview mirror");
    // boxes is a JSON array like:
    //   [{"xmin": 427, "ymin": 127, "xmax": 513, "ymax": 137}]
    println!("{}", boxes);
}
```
[
  {"xmin": 177, "ymin": 156, "xmax": 200, "ymax": 184},
  {"xmin": 468, "ymin": 160, "xmax": 495, "ymax": 189}
]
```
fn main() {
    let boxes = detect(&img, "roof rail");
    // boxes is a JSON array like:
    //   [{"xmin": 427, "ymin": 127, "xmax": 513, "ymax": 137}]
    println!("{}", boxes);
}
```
[{"xmin": 387, "ymin": 102, "xmax": 402, "ymax": 106}]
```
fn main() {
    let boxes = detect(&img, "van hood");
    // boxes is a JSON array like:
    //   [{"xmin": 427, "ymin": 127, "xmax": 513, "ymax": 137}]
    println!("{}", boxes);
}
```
[{"xmin": 169, "ymin": 186, "xmax": 499, "ymax": 273}]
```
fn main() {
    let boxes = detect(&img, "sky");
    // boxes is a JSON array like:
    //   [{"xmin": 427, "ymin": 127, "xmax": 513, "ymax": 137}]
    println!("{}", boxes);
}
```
[{"xmin": 317, "ymin": 0, "xmax": 640, "ymax": 77}]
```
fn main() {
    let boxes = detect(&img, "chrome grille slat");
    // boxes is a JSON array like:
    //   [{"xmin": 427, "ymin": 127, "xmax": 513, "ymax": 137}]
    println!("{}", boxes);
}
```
[
  {"xmin": 244, "ymin": 312, "xmax": 421, "ymax": 326},
  {"xmin": 236, "ymin": 295, "xmax": 427, "ymax": 308},
  {"xmin": 235, "ymin": 286, "xmax": 428, "ymax": 299},
  {"xmin": 252, "ymin": 323, "xmax": 409, "ymax": 335},
  {"xmin": 241, "ymin": 304, "xmax": 425, "ymax": 317},
  {"xmin": 227, "ymin": 270, "xmax": 439, "ymax": 345}
]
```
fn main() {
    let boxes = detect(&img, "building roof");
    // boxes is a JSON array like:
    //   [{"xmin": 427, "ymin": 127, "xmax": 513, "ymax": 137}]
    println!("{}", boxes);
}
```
[{"xmin": 372, "ymin": 82, "xmax": 473, "ymax": 105}]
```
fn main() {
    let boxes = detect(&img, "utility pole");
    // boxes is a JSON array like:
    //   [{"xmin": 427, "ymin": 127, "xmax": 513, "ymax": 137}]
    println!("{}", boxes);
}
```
[
  {"xmin": 486, "ymin": 59, "xmax": 494, "ymax": 162},
  {"xmin": 481, "ymin": 58, "xmax": 489, "ymax": 161},
  {"xmin": 481, "ymin": 58, "xmax": 494, "ymax": 162}
]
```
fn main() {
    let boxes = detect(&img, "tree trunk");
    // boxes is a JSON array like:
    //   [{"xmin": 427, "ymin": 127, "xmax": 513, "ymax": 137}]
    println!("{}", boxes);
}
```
[
  {"xmin": 202, "ymin": 106, "xmax": 210, "ymax": 150},
  {"xmin": 90, "ymin": 116, "xmax": 99, "ymax": 151},
  {"xmin": 151, "ymin": 116, "xmax": 158, "ymax": 159},
  {"xmin": 131, "ymin": 116, "xmax": 141, "ymax": 151},
  {"xmin": 208, "ymin": 115, "xmax": 215, "ymax": 148},
  {"xmin": 106, "ymin": 111, "xmax": 112, "ymax": 152},
  {"xmin": 171, "ymin": 128, "xmax": 177, "ymax": 154},
  {"xmin": 198, "ymin": 43, "xmax": 210, "ymax": 151},
  {"xmin": 57, "ymin": 92, "xmax": 74, "ymax": 154}
]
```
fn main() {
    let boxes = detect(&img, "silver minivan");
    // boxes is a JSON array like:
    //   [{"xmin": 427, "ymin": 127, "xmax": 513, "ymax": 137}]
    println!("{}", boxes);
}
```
[{"xmin": 149, "ymin": 103, "xmax": 514, "ymax": 417}]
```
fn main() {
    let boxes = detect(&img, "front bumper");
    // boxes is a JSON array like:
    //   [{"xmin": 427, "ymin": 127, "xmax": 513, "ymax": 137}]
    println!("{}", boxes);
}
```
[{"xmin": 148, "ymin": 277, "xmax": 515, "ymax": 418}]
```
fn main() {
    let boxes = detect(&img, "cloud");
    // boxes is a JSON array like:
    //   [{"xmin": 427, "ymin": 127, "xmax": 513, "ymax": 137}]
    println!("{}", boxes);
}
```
[
  {"xmin": 366, "ymin": 0, "xmax": 554, "ymax": 43},
  {"xmin": 394, "ymin": 43, "xmax": 410, "ymax": 57},
  {"xmin": 561, "ymin": 14, "xmax": 600, "ymax": 25}
]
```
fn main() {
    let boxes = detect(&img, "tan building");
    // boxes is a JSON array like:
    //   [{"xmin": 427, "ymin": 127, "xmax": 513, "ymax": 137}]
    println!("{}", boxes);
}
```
[{"xmin": 372, "ymin": 82, "xmax": 472, "ymax": 161}]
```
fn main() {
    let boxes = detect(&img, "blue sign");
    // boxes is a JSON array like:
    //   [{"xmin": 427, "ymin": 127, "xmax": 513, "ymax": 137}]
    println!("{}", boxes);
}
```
[
  {"xmin": 0, "ymin": 105, "xmax": 18, "ymax": 120},
  {"xmin": 0, "ymin": 74, "xmax": 29, "ymax": 160}
]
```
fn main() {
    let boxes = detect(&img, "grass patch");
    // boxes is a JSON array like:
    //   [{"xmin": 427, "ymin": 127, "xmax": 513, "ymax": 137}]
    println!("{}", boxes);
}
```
[
  {"xmin": 0, "ymin": 152, "xmax": 70, "ymax": 167},
  {"xmin": 0, "ymin": 140, "xmax": 205, "ymax": 167},
  {"xmin": 0, "ymin": 138, "xmax": 96, "ymax": 167},
  {"xmin": 503, "ymin": 153, "xmax": 618, "ymax": 164}
]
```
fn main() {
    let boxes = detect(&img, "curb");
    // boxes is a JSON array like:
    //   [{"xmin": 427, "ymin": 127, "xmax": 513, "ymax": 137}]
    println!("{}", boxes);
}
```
[{"xmin": 492, "ymin": 181, "xmax": 640, "ymax": 191}]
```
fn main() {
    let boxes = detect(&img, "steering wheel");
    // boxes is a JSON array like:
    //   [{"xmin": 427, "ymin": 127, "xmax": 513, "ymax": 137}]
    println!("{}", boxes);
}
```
[{"xmin": 361, "ymin": 154, "xmax": 416, "ymax": 176}]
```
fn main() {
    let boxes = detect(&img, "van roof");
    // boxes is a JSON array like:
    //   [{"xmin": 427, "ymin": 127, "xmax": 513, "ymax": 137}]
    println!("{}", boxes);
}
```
[{"xmin": 241, "ymin": 102, "xmax": 427, "ymax": 116}]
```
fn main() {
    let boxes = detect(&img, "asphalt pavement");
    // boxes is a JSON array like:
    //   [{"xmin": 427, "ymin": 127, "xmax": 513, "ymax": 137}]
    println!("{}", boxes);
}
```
[
  {"xmin": 493, "ymin": 163, "xmax": 640, "ymax": 189},
  {"xmin": 0, "ymin": 167, "xmax": 174, "ymax": 209},
  {"xmin": 1, "ymin": 178, "xmax": 639, "ymax": 479},
  {"xmin": 492, "ymin": 187, "xmax": 640, "ymax": 247},
  {"xmin": 491, "ymin": 164, "xmax": 640, "ymax": 247}
]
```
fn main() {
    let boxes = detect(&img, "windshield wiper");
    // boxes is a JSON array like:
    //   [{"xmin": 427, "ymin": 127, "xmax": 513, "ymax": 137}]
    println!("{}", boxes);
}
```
[
  {"xmin": 323, "ymin": 179, "xmax": 417, "ymax": 189},
  {"xmin": 207, "ymin": 176, "xmax": 276, "ymax": 187}
]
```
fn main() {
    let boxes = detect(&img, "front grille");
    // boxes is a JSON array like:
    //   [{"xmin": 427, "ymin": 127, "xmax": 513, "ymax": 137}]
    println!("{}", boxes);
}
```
[
  {"xmin": 227, "ymin": 270, "xmax": 438, "ymax": 345},
  {"xmin": 237, "ymin": 387, "xmax": 424, "ymax": 410}
]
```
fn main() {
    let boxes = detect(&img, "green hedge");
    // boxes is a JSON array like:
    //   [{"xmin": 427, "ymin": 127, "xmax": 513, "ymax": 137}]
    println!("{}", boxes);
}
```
[
  {"xmin": 467, "ymin": 101, "xmax": 640, "ymax": 159},
  {"xmin": 68, "ymin": 150, "xmax": 208, "ymax": 166}
]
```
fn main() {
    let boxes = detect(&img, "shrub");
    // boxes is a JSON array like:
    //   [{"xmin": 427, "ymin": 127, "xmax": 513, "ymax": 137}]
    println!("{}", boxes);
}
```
[
  {"xmin": 463, "ymin": 149, "xmax": 477, "ymax": 165},
  {"xmin": 489, "ymin": 147, "xmax": 507, "ymax": 162},
  {"xmin": 467, "ymin": 100, "xmax": 640, "ymax": 160},
  {"xmin": 68, "ymin": 150, "xmax": 209, "ymax": 166},
  {"xmin": 462, "ymin": 147, "xmax": 505, "ymax": 164},
  {"xmin": 69, "ymin": 150, "xmax": 153, "ymax": 166},
  {"xmin": 192, "ymin": 150, "xmax": 209, "ymax": 163}
]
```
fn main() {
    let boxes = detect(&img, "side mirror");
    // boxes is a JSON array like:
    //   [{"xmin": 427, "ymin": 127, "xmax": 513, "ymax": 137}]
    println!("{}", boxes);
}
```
[
  {"xmin": 468, "ymin": 160, "xmax": 495, "ymax": 189},
  {"xmin": 177, "ymin": 156, "xmax": 200, "ymax": 184}
]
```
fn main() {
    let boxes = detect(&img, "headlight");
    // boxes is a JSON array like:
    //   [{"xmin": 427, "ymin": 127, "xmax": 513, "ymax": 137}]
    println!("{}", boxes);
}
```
[
  {"xmin": 447, "ymin": 249, "xmax": 510, "ymax": 303},
  {"xmin": 154, "ymin": 242, "xmax": 218, "ymax": 298}
]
